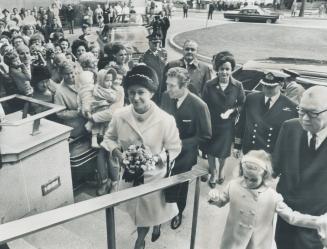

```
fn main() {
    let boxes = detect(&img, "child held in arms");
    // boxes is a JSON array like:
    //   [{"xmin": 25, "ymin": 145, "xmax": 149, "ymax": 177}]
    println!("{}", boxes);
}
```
[
  {"xmin": 3, "ymin": 50, "xmax": 33, "ymax": 96},
  {"xmin": 208, "ymin": 150, "xmax": 327, "ymax": 249},
  {"xmin": 85, "ymin": 67, "xmax": 124, "ymax": 148}
]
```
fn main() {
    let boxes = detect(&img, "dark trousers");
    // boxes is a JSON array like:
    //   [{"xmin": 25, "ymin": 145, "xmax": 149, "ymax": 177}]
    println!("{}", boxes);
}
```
[
  {"xmin": 183, "ymin": 10, "xmax": 188, "ymax": 18},
  {"xmin": 208, "ymin": 11, "xmax": 213, "ymax": 19},
  {"xmin": 170, "ymin": 161, "xmax": 193, "ymax": 214},
  {"xmin": 275, "ymin": 216, "xmax": 324, "ymax": 249},
  {"xmin": 0, "ymin": 244, "xmax": 10, "ymax": 249},
  {"xmin": 68, "ymin": 20, "xmax": 74, "ymax": 34},
  {"xmin": 175, "ymin": 182, "xmax": 189, "ymax": 214},
  {"xmin": 162, "ymin": 33, "xmax": 167, "ymax": 48}
]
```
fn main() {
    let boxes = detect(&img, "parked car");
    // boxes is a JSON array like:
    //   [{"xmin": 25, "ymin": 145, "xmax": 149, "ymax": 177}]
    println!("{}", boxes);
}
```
[
  {"xmin": 98, "ymin": 13, "xmax": 150, "ymax": 60},
  {"xmin": 224, "ymin": 6, "xmax": 280, "ymax": 23},
  {"xmin": 232, "ymin": 57, "xmax": 327, "ymax": 94}
]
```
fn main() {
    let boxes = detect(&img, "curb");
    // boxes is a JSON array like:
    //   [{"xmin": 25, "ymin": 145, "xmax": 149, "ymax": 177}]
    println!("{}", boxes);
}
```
[
  {"xmin": 173, "ymin": 8, "xmax": 327, "ymax": 20},
  {"xmin": 168, "ymin": 32, "xmax": 212, "ymax": 64}
]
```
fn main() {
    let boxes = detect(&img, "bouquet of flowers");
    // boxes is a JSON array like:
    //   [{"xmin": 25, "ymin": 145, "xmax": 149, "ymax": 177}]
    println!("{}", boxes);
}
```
[{"xmin": 122, "ymin": 144, "xmax": 158, "ymax": 186}]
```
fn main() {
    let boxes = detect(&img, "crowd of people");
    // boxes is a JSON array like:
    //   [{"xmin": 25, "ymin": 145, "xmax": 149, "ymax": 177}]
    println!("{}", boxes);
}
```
[{"xmin": 1, "ymin": 1, "xmax": 327, "ymax": 249}]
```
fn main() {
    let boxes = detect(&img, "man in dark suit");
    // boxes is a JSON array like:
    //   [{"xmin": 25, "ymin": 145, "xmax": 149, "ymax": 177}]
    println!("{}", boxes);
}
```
[
  {"xmin": 234, "ymin": 70, "xmax": 298, "ymax": 156},
  {"xmin": 273, "ymin": 86, "xmax": 327, "ymax": 249},
  {"xmin": 161, "ymin": 40, "xmax": 211, "ymax": 100},
  {"xmin": 161, "ymin": 67, "xmax": 212, "ymax": 230}
]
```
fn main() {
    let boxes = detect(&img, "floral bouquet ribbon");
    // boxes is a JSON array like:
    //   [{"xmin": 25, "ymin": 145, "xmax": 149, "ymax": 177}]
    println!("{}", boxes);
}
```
[{"xmin": 122, "ymin": 144, "xmax": 158, "ymax": 186}]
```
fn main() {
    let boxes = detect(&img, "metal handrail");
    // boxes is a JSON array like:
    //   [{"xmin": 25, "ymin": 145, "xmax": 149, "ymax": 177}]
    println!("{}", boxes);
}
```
[
  {"xmin": 0, "ymin": 94, "xmax": 65, "ymax": 127},
  {"xmin": 0, "ymin": 168, "xmax": 207, "ymax": 249}
]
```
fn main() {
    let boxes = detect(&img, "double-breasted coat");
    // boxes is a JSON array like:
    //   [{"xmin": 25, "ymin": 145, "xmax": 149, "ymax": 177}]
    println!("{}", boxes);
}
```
[
  {"xmin": 202, "ymin": 77, "xmax": 245, "ymax": 158},
  {"xmin": 214, "ymin": 178, "xmax": 320, "ymax": 249},
  {"xmin": 273, "ymin": 119, "xmax": 327, "ymax": 249},
  {"xmin": 101, "ymin": 103, "xmax": 181, "ymax": 226},
  {"xmin": 235, "ymin": 92, "xmax": 298, "ymax": 154}
]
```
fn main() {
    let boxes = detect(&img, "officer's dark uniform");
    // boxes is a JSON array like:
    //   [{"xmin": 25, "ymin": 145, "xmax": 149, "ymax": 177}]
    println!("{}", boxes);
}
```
[
  {"xmin": 139, "ymin": 33, "xmax": 167, "ymax": 104},
  {"xmin": 235, "ymin": 70, "xmax": 298, "ymax": 154}
]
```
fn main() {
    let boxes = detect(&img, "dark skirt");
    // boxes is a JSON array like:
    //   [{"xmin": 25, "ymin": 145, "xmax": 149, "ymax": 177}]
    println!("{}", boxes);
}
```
[{"xmin": 203, "ymin": 121, "xmax": 234, "ymax": 158}]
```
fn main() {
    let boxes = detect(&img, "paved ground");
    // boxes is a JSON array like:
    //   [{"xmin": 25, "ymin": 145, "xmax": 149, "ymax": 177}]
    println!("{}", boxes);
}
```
[{"xmin": 171, "ymin": 12, "xmax": 327, "ymax": 63}]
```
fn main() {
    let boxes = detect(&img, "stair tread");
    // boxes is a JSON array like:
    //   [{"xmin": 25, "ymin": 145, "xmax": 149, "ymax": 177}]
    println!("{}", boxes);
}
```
[
  {"xmin": 8, "ymin": 238, "xmax": 36, "ymax": 249},
  {"xmin": 69, "ymin": 192, "xmax": 135, "ymax": 249},
  {"xmin": 23, "ymin": 225, "xmax": 94, "ymax": 249}
]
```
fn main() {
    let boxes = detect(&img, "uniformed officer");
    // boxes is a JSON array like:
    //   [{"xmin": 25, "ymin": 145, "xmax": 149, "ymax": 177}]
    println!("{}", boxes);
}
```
[
  {"xmin": 282, "ymin": 68, "xmax": 305, "ymax": 105},
  {"xmin": 233, "ymin": 70, "xmax": 298, "ymax": 157},
  {"xmin": 139, "ymin": 32, "xmax": 167, "ymax": 104}
]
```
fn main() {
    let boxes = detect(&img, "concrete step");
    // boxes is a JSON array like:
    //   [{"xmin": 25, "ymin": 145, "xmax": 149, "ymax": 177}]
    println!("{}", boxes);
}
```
[
  {"xmin": 71, "ymin": 192, "xmax": 136, "ymax": 249},
  {"xmin": 7, "ymin": 239, "xmax": 36, "ymax": 249},
  {"xmin": 23, "ymin": 225, "xmax": 94, "ymax": 249}
]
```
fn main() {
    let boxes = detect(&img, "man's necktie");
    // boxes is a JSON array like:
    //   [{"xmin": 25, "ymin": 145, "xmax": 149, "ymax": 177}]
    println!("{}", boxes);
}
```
[
  {"xmin": 309, "ymin": 134, "xmax": 317, "ymax": 151},
  {"xmin": 172, "ymin": 98, "xmax": 178, "ymax": 113},
  {"xmin": 264, "ymin": 98, "xmax": 271, "ymax": 112}
]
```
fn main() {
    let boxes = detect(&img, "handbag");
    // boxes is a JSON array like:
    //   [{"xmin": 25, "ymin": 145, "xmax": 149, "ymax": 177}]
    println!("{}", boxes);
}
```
[{"xmin": 164, "ymin": 150, "xmax": 179, "ymax": 203}]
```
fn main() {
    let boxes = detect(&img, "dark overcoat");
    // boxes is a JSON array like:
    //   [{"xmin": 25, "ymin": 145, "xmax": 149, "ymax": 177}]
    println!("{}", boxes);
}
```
[
  {"xmin": 273, "ymin": 119, "xmax": 327, "ymax": 249},
  {"xmin": 139, "ymin": 49, "xmax": 166, "ymax": 104},
  {"xmin": 235, "ymin": 92, "xmax": 298, "ymax": 154},
  {"xmin": 161, "ymin": 92, "xmax": 212, "ymax": 173},
  {"xmin": 202, "ymin": 77, "xmax": 245, "ymax": 158}
]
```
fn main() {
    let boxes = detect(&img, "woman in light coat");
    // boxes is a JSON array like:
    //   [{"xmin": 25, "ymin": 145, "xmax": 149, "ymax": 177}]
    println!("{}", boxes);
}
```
[
  {"xmin": 101, "ymin": 65, "xmax": 181, "ymax": 249},
  {"xmin": 54, "ymin": 61, "xmax": 87, "ymax": 138}
]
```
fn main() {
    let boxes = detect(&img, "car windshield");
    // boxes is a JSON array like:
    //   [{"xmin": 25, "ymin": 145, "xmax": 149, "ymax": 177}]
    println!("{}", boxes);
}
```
[{"xmin": 115, "ymin": 14, "xmax": 144, "ymax": 25}]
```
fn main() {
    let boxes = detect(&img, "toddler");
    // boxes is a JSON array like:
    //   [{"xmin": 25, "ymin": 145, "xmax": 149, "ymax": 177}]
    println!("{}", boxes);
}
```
[
  {"xmin": 85, "ymin": 67, "xmax": 124, "ymax": 148},
  {"xmin": 77, "ymin": 52, "xmax": 99, "ymax": 119},
  {"xmin": 208, "ymin": 150, "xmax": 327, "ymax": 249},
  {"xmin": 3, "ymin": 50, "xmax": 33, "ymax": 96},
  {"xmin": 86, "ymin": 68, "xmax": 124, "ymax": 196}
]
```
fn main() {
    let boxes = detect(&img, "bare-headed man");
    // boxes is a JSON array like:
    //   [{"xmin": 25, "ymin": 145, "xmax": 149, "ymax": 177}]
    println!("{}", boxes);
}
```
[{"xmin": 273, "ymin": 86, "xmax": 327, "ymax": 249}]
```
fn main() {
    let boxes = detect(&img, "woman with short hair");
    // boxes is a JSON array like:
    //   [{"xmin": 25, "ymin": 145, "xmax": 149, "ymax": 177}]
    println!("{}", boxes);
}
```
[{"xmin": 202, "ymin": 51, "xmax": 245, "ymax": 188}]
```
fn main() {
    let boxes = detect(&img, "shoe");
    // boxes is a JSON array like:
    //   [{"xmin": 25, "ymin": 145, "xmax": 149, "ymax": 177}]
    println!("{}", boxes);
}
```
[
  {"xmin": 96, "ymin": 180, "xmax": 111, "ymax": 196},
  {"xmin": 217, "ymin": 177, "xmax": 225, "ymax": 185},
  {"xmin": 201, "ymin": 174, "xmax": 208, "ymax": 182},
  {"xmin": 151, "ymin": 224, "xmax": 161, "ymax": 242},
  {"xmin": 171, "ymin": 213, "xmax": 182, "ymax": 230},
  {"xmin": 208, "ymin": 180, "xmax": 216, "ymax": 189}
]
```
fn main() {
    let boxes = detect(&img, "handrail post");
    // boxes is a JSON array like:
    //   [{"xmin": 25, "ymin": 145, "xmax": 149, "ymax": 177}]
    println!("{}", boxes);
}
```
[
  {"xmin": 190, "ymin": 177, "xmax": 201, "ymax": 249},
  {"xmin": 106, "ymin": 207, "xmax": 116, "ymax": 249}
]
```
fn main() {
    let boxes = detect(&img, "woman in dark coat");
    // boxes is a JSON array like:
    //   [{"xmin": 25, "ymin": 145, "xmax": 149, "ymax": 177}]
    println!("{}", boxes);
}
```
[{"xmin": 202, "ymin": 51, "xmax": 245, "ymax": 188}]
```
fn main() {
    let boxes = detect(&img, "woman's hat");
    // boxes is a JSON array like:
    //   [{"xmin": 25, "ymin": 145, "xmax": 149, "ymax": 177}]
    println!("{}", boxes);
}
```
[
  {"xmin": 124, "ymin": 65, "xmax": 159, "ymax": 93},
  {"xmin": 31, "ymin": 66, "xmax": 51, "ymax": 86}
]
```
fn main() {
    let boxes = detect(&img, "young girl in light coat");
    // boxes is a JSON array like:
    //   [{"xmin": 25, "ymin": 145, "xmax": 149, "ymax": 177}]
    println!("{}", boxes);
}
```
[{"xmin": 208, "ymin": 150, "xmax": 327, "ymax": 249}]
